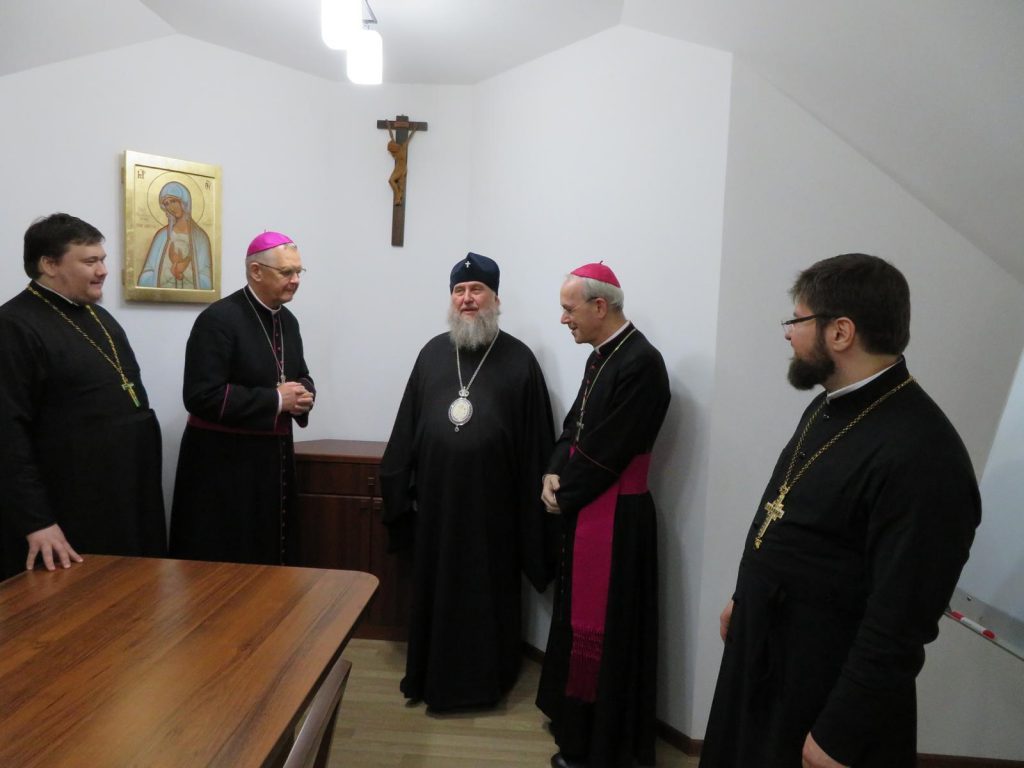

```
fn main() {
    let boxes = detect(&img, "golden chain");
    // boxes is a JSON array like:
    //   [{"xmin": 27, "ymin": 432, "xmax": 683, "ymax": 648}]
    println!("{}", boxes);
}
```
[
  {"xmin": 574, "ymin": 327, "xmax": 637, "ymax": 442},
  {"xmin": 779, "ymin": 374, "xmax": 915, "ymax": 494},
  {"xmin": 27, "ymin": 284, "xmax": 139, "ymax": 406}
]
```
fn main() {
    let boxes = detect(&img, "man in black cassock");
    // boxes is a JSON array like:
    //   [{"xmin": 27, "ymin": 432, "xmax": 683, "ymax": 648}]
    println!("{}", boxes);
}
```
[
  {"xmin": 169, "ymin": 231, "xmax": 314, "ymax": 565},
  {"xmin": 0, "ymin": 213, "xmax": 166, "ymax": 580},
  {"xmin": 700, "ymin": 254, "xmax": 980, "ymax": 768},
  {"xmin": 539, "ymin": 263, "xmax": 670, "ymax": 768},
  {"xmin": 380, "ymin": 252, "xmax": 555, "ymax": 712}
]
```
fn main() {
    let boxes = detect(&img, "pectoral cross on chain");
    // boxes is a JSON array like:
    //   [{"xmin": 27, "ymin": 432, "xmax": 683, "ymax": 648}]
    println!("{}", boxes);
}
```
[
  {"xmin": 754, "ymin": 484, "xmax": 788, "ymax": 549},
  {"xmin": 121, "ymin": 376, "xmax": 141, "ymax": 408}
]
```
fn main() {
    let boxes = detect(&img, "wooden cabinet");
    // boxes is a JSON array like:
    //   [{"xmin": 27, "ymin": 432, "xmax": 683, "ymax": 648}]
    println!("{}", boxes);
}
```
[{"xmin": 292, "ymin": 439, "xmax": 412, "ymax": 640}]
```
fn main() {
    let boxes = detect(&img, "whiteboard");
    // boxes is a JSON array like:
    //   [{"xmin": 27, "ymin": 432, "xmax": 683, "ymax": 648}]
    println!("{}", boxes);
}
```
[{"xmin": 957, "ymin": 349, "xmax": 1024, "ymax": 625}]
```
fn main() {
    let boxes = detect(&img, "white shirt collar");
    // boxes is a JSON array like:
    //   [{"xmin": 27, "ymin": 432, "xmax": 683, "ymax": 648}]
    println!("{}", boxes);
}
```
[
  {"xmin": 247, "ymin": 285, "xmax": 281, "ymax": 314},
  {"xmin": 595, "ymin": 320, "xmax": 631, "ymax": 353},
  {"xmin": 826, "ymin": 359, "xmax": 901, "ymax": 402}
]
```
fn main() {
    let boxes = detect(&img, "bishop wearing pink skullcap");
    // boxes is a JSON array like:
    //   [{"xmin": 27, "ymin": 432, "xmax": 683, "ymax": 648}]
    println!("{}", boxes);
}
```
[
  {"xmin": 245, "ymin": 230, "xmax": 294, "ymax": 257},
  {"xmin": 169, "ymin": 229, "xmax": 315, "ymax": 566},
  {"xmin": 538, "ymin": 261, "xmax": 670, "ymax": 768}
]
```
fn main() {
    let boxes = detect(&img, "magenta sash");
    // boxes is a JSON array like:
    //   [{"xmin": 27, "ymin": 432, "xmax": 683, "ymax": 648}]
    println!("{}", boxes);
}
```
[
  {"xmin": 187, "ymin": 413, "xmax": 291, "ymax": 437},
  {"xmin": 566, "ymin": 452, "xmax": 651, "ymax": 702}
]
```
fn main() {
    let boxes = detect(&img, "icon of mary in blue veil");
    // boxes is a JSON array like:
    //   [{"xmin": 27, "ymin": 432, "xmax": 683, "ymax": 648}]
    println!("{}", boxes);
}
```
[{"xmin": 138, "ymin": 181, "xmax": 213, "ymax": 289}]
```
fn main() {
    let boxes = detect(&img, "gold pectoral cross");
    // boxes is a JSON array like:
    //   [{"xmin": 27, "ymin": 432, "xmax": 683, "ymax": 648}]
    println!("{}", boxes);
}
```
[
  {"xmin": 754, "ymin": 484, "xmax": 788, "ymax": 550},
  {"xmin": 122, "ymin": 377, "xmax": 141, "ymax": 408}
]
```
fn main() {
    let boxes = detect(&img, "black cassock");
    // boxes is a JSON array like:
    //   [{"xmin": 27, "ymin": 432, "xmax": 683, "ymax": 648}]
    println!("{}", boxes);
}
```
[
  {"xmin": 0, "ymin": 286, "xmax": 166, "ymax": 580},
  {"xmin": 537, "ymin": 324, "xmax": 670, "ymax": 768},
  {"xmin": 380, "ymin": 330, "xmax": 554, "ymax": 711},
  {"xmin": 169, "ymin": 287, "xmax": 313, "ymax": 565},
  {"xmin": 700, "ymin": 359, "xmax": 980, "ymax": 768}
]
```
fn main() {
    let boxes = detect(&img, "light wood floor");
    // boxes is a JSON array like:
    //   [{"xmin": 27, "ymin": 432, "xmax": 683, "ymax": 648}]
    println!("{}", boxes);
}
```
[{"xmin": 331, "ymin": 638, "xmax": 699, "ymax": 767}]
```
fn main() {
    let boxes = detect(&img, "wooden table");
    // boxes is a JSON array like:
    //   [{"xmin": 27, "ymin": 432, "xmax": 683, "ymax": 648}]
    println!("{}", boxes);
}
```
[{"xmin": 0, "ymin": 556, "xmax": 378, "ymax": 768}]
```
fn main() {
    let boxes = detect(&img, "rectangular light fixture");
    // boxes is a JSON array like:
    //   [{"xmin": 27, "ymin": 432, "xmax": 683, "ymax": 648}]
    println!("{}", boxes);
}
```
[{"xmin": 321, "ymin": 0, "xmax": 361, "ymax": 50}]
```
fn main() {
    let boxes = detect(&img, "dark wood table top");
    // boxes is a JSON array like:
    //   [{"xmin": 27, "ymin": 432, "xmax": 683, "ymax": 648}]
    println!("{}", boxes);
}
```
[{"xmin": 0, "ymin": 556, "xmax": 377, "ymax": 768}]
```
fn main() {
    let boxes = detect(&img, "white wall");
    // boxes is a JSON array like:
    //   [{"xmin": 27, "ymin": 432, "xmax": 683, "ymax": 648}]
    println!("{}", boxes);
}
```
[
  {"xmin": 0, "ymin": 36, "xmax": 474, "ymax": 508},
  {"xmin": 468, "ymin": 25, "xmax": 733, "ymax": 733},
  {"xmin": 697, "ymin": 60, "xmax": 1024, "ymax": 758}
]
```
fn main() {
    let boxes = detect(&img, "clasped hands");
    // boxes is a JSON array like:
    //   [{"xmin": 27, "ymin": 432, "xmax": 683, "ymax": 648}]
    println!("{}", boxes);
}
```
[{"xmin": 278, "ymin": 381, "xmax": 314, "ymax": 415}]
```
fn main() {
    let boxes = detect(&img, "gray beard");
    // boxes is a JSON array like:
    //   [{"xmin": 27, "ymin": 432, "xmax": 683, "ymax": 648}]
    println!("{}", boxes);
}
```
[{"xmin": 448, "ymin": 304, "xmax": 501, "ymax": 349}]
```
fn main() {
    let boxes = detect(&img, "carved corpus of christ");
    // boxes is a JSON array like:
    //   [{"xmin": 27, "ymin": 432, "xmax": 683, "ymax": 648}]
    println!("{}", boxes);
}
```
[{"xmin": 387, "ymin": 125, "xmax": 415, "ymax": 206}]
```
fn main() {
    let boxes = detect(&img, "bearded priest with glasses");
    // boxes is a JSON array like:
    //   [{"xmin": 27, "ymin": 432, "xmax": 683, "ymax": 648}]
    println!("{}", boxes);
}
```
[{"xmin": 700, "ymin": 254, "xmax": 979, "ymax": 768}]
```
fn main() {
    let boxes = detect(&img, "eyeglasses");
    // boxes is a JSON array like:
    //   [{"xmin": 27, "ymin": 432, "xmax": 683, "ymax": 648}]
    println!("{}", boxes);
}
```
[
  {"xmin": 255, "ymin": 262, "xmax": 307, "ymax": 279},
  {"xmin": 780, "ymin": 314, "xmax": 831, "ymax": 332},
  {"xmin": 561, "ymin": 297, "xmax": 596, "ymax": 317}
]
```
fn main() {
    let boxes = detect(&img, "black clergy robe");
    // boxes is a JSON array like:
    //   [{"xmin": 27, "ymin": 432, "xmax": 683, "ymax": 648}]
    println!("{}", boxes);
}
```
[
  {"xmin": 700, "ymin": 359, "xmax": 980, "ymax": 768},
  {"xmin": 168, "ymin": 286, "xmax": 313, "ymax": 565},
  {"xmin": 380, "ymin": 330, "xmax": 555, "ymax": 711},
  {"xmin": 0, "ymin": 286, "xmax": 166, "ymax": 580},
  {"xmin": 537, "ymin": 324, "xmax": 670, "ymax": 768}
]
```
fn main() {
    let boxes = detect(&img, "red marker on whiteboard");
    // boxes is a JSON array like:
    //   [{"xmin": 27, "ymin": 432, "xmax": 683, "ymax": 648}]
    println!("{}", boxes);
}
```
[{"xmin": 949, "ymin": 610, "xmax": 997, "ymax": 640}]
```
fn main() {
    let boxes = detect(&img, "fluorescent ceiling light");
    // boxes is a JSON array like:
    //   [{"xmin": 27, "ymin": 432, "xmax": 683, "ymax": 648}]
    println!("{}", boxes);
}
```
[
  {"xmin": 321, "ymin": 0, "xmax": 361, "ymax": 50},
  {"xmin": 347, "ymin": 28, "xmax": 383, "ymax": 85}
]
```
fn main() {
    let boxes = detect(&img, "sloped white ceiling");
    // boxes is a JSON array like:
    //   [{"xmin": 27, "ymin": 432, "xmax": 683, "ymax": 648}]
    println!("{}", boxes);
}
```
[
  {"xmin": 623, "ymin": 0, "xmax": 1024, "ymax": 287},
  {"xmin": 138, "ymin": 0, "xmax": 624, "ymax": 84},
  {"xmin": 1, "ymin": 0, "xmax": 1020, "ymax": 283},
  {"xmin": 0, "ymin": 0, "xmax": 172, "ymax": 75}
]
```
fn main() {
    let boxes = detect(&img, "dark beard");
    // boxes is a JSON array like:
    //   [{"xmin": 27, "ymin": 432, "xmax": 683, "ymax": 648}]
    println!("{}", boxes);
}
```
[{"xmin": 787, "ymin": 344, "xmax": 835, "ymax": 390}]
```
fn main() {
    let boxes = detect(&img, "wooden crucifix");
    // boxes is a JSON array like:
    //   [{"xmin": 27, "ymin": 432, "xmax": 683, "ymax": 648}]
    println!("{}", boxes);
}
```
[{"xmin": 377, "ymin": 114, "xmax": 428, "ymax": 247}]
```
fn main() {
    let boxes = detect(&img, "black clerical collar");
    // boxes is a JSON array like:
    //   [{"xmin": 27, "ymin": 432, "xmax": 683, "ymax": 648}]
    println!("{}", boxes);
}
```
[{"xmin": 31, "ymin": 280, "xmax": 80, "ymax": 307}]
